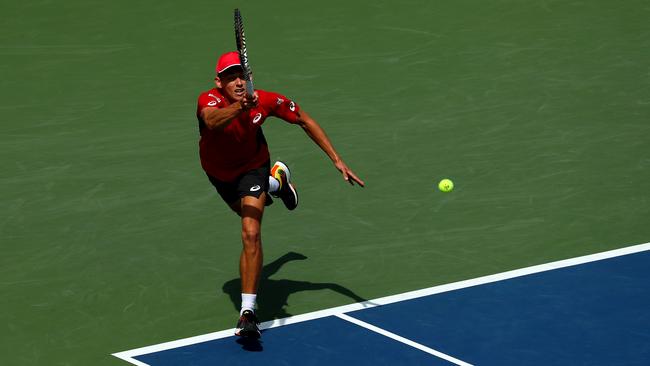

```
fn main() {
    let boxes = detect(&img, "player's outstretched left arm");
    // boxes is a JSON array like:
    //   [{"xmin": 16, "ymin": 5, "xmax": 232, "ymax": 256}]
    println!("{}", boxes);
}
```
[{"xmin": 296, "ymin": 110, "xmax": 365, "ymax": 187}]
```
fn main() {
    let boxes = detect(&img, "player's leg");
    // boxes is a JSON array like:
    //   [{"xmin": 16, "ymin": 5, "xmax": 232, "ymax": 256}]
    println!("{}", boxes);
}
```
[
  {"xmin": 239, "ymin": 193, "xmax": 265, "ymax": 295},
  {"xmin": 233, "ymin": 165, "xmax": 271, "ymax": 338},
  {"xmin": 235, "ymin": 193, "xmax": 265, "ymax": 338},
  {"xmin": 269, "ymin": 161, "xmax": 298, "ymax": 210},
  {"xmin": 207, "ymin": 169, "xmax": 265, "ymax": 338}
]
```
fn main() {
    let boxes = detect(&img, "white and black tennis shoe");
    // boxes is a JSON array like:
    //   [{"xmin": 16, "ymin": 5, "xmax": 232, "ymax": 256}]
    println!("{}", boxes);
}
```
[
  {"xmin": 235, "ymin": 310, "xmax": 261, "ymax": 339},
  {"xmin": 271, "ymin": 161, "xmax": 298, "ymax": 211}
]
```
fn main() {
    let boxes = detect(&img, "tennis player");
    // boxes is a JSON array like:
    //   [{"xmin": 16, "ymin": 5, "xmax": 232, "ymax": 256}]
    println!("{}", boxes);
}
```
[{"xmin": 196, "ymin": 51, "xmax": 364, "ymax": 338}]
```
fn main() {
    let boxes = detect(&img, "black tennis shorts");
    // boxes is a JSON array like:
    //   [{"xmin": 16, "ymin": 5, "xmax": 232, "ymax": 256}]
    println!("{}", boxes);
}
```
[{"xmin": 207, "ymin": 162, "xmax": 272, "ymax": 205}]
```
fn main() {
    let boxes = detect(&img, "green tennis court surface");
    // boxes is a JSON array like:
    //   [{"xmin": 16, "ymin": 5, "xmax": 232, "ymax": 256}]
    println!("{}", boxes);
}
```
[{"xmin": 2, "ymin": 1, "xmax": 649, "ymax": 365}]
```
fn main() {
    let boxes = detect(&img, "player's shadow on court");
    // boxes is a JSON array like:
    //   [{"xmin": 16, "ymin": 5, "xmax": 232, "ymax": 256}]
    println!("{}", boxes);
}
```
[{"xmin": 222, "ymin": 251, "xmax": 367, "ymax": 322}]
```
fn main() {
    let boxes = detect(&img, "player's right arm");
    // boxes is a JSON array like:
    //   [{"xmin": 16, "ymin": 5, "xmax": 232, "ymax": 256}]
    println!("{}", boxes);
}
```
[
  {"xmin": 199, "ymin": 94, "xmax": 258, "ymax": 131},
  {"xmin": 200, "ymin": 103, "xmax": 243, "ymax": 131}
]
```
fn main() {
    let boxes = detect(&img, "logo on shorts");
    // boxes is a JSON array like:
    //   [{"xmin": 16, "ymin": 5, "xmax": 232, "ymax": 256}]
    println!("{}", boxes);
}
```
[
  {"xmin": 250, "ymin": 185, "xmax": 261, "ymax": 192},
  {"xmin": 252, "ymin": 113, "xmax": 262, "ymax": 124},
  {"xmin": 207, "ymin": 100, "xmax": 217, "ymax": 106},
  {"xmin": 289, "ymin": 101, "xmax": 296, "ymax": 111},
  {"xmin": 276, "ymin": 97, "xmax": 284, "ymax": 105}
]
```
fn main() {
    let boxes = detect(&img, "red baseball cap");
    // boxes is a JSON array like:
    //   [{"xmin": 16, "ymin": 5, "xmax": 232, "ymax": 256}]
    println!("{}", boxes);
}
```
[{"xmin": 216, "ymin": 51, "xmax": 241, "ymax": 74}]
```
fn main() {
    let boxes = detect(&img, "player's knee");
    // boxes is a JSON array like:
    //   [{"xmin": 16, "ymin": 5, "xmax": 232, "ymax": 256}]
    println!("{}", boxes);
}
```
[
  {"xmin": 241, "ymin": 228, "xmax": 261, "ymax": 247},
  {"xmin": 241, "ymin": 238, "xmax": 261, "ymax": 258}
]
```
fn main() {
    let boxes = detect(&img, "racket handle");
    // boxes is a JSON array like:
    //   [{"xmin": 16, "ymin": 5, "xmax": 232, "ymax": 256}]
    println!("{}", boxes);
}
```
[{"xmin": 245, "ymin": 80, "xmax": 254, "ymax": 97}]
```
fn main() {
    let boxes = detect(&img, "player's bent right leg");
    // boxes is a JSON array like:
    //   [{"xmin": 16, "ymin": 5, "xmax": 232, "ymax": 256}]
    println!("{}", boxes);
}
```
[{"xmin": 270, "ymin": 161, "xmax": 298, "ymax": 210}]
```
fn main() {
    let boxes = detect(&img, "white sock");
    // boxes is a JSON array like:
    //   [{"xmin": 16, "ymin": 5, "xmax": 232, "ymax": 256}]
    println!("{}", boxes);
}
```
[
  {"xmin": 268, "ymin": 176, "xmax": 280, "ymax": 194},
  {"xmin": 241, "ymin": 293, "xmax": 257, "ymax": 314}
]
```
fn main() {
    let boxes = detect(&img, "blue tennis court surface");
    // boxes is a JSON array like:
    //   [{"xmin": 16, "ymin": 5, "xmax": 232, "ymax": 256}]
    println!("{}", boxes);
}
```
[{"xmin": 114, "ymin": 243, "xmax": 650, "ymax": 366}]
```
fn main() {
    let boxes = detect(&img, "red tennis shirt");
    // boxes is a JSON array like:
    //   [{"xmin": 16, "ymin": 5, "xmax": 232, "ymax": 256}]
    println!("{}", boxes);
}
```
[{"xmin": 196, "ymin": 88, "xmax": 301, "ymax": 182}]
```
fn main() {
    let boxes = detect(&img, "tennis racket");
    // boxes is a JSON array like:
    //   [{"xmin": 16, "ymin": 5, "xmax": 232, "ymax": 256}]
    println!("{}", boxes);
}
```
[{"xmin": 234, "ymin": 8, "xmax": 254, "ymax": 97}]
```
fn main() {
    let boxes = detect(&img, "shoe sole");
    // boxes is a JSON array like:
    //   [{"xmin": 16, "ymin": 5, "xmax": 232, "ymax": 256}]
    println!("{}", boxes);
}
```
[{"xmin": 285, "ymin": 183, "xmax": 298, "ymax": 210}]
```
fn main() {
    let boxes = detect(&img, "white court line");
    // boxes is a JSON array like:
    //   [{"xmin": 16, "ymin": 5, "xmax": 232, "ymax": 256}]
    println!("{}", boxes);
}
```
[
  {"xmin": 113, "ymin": 241, "xmax": 650, "ymax": 365},
  {"xmin": 336, "ymin": 313, "xmax": 474, "ymax": 366}
]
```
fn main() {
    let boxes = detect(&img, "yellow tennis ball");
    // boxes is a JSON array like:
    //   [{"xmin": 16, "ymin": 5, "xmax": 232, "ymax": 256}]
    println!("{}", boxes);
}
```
[{"xmin": 438, "ymin": 178, "xmax": 454, "ymax": 192}]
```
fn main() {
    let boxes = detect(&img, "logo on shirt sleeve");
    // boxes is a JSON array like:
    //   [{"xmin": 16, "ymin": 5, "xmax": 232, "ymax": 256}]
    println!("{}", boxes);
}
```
[
  {"xmin": 289, "ymin": 101, "xmax": 296, "ymax": 112},
  {"xmin": 276, "ymin": 97, "xmax": 284, "ymax": 105},
  {"xmin": 207, "ymin": 93, "xmax": 222, "ymax": 106}
]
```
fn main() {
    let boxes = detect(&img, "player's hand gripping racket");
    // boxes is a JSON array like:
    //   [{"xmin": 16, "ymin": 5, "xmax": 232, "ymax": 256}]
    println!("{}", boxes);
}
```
[{"xmin": 234, "ymin": 8, "xmax": 254, "ymax": 98}]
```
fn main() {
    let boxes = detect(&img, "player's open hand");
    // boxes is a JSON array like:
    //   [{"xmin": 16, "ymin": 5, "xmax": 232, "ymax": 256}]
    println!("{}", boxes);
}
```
[{"xmin": 334, "ymin": 159, "xmax": 365, "ymax": 187}]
